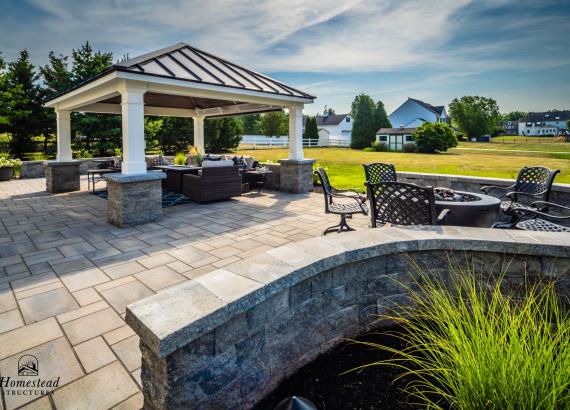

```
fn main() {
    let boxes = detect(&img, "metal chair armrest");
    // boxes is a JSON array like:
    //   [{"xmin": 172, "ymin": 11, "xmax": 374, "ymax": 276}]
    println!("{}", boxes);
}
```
[
  {"xmin": 512, "ymin": 207, "xmax": 570, "ymax": 221},
  {"xmin": 480, "ymin": 184, "xmax": 515, "ymax": 195},
  {"xmin": 506, "ymin": 190, "xmax": 547, "ymax": 200},
  {"xmin": 531, "ymin": 201, "xmax": 570, "ymax": 212}
]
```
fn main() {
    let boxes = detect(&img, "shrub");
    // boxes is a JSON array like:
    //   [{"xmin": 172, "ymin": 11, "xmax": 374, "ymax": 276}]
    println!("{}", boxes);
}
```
[
  {"xmin": 413, "ymin": 122, "xmax": 458, "ymax": 153},
  {"xmin": 173, "ymin": 152, "xmax": 187, "ymax": 165},
  {"xmin": 353, "ymin": 262, "xmax": 570, "ymax": 409},
  {"xmin": 75, "ymin": 149, "xmax": 93, "ymax": 159},
  {"xmin": 362, "ymin": 147, "xmax": 375, "ymax": 152},
  {"xmin": 0, "ymin": 157, "xmax": 22, "ymax": 168},
  {"xmin": 371, "ymin": 141, "xmax": 388, "ymax": 152},
  {"xmin": 402, "ymin": 142, "xmax": 417, "ymax": 153},
  {"xmin": 313, "ymin": 162, "xmax": 328, "ymax": 186}
]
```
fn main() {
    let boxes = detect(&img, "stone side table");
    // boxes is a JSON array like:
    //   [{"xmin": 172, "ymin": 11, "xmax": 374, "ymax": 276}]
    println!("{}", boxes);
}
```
[
  {"xmin": 278, "ymin": 159, "xmax": 315, "ymax": 193},
  {"xmin": 45, "ymin": 160, "xmax": 80, "ymax": 193},
  {"xmin": 105, "ymin": 172, "xmax": 166, "ymax": 227}
]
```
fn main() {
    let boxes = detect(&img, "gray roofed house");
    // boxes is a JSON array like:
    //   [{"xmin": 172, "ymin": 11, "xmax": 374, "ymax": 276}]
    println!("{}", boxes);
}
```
[{"xmin": 388, "ymin": 97, "xmax": 448, "ymax": 129}]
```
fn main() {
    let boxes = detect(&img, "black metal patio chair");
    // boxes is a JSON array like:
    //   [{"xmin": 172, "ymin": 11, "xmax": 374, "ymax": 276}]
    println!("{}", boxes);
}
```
[
  {"xmin": 480, "ymin": 166, "xmax": 560, "ymax": 218},
  {"xmin": 315, "ymin": 167, "xmax": 368, "ymax": 235},
  {"xmin": 366, "ymin": 181, "xmax": 450, "ymax": 228},
  {"xmin": 494, "ymin": 201, "xmax": 570, "ymax": 232},
  {"xmin": 363, "ymin": 163, "xmax": 397, "ymax": 184}
]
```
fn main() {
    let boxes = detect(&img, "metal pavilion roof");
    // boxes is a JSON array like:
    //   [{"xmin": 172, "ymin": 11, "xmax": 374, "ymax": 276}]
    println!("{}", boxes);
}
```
[{"xmin": 113, "ymin": 43, "xmax": 315, "ymax": 100}]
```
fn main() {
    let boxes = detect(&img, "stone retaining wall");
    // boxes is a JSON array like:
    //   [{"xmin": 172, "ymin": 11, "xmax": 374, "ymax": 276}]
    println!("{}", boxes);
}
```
[
  {"xmin": 126, "ymin": 226, "xmax": 569, "ymax": 410},
  {"xmin": 20, "ymin": 157, "xmax": 115, "ymax": 179}
]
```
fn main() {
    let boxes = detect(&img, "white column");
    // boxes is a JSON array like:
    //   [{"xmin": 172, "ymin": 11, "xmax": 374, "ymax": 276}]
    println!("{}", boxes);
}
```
[
  {"xmin": 120, "ymin": 84, "xmax": 147, "ymax": 175},
  {"xmin": 193, "ymin": 116, "xmax": 205, "ymax": 154},
  {"xmin": 288, "ymin": 105, "xmax": 304, "ymax": 160},
  {"xmin": 56, "ymin": 110, "xmax": 72, "ymax": 161}
]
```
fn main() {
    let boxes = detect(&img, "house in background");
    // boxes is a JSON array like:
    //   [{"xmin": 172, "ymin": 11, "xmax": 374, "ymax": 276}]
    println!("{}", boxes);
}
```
[
  {"xmin": 502, "ymin": 120, "xmax": 520, "ymax": 136},
  {"xmin": 375, "ymin": 98, "xmax": 447, "ymax": 151},
  {"xmin": 518, "ymin": 111, "xmax": 570, "ymax": 136},
  {"xmin": 388, "ymin": 98, "xmax": 447, "ymax": 128},
  {"xmin": 303, "ymin": 113, "xmax": 352, "ymax": 146}
]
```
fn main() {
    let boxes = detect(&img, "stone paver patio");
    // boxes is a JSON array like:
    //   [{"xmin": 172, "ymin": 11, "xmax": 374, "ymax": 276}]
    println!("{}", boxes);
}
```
[{"xmin": 0, "ymin": 176, "xmax": 368, "ymax": 409}]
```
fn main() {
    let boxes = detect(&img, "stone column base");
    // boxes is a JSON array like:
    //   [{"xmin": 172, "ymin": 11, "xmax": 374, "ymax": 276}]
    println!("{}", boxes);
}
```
[
  {"xmin": 278, "ymin": 159, "xmax": 315, "ymax": 193},
  {"xmin": 106, "ymin": 172, "xmax": 166, "ymax": 227},
  {"xmin": 45, "ymin": 161, "xmax": 80, "ymax": 193}
]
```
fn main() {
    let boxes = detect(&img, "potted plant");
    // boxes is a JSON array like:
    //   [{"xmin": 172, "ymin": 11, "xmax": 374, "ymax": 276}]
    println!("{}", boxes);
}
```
[{"xmin": 0, "ymin": 157, "xmax": 22, "ymax": 181}]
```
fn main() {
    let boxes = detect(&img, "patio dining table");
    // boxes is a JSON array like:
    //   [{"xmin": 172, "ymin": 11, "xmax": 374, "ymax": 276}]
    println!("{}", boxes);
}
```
[{"xmin": 154, "ymin": 165, "xmax": 201, "ymax": 193}]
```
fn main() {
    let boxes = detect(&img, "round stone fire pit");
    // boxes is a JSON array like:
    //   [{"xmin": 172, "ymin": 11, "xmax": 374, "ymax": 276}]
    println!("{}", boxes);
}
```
[{"xmin": 434, "ymin": 188, "xmax": 500, "ymax": 228}]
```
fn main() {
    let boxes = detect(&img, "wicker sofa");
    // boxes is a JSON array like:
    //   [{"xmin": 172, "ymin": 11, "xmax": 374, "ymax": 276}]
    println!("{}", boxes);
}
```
[{"xmin": 182, "ymin": 164, "xmax": 242, "ymax": 203}]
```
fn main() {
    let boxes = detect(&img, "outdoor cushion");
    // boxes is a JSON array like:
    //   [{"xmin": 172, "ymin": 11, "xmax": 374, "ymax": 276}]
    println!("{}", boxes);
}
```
[
  {"xmin": 112, "ymin": 156, "xmax": 122, "ymax": 168},
  {"xmin": 202, "ymin": 160, "xmax": 234, "ymax": 168},
  {"xmin": 244, "ymin": 156, "xmax": 255, "ymax": 169},
  {"xmin": 204, "ymin": 154, "xmax": 222, "ymax": 161}
]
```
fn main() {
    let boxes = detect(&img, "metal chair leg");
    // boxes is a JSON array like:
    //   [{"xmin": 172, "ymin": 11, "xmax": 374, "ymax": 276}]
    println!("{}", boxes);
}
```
[{"xmin": 323, "ymin": 214, "xmax": 356, "ymax": 235}]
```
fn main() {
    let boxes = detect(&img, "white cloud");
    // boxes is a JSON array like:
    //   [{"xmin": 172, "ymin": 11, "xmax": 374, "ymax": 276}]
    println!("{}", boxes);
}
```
[{"xmin": 3, "ymin": 0, "xmax": 568, "ymax": 96}]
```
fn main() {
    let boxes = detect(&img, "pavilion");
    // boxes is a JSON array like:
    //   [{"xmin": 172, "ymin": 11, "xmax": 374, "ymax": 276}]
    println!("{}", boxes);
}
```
[{"xmin": 44, "ymin": 43, "xmax": 316, "ymax": 226}]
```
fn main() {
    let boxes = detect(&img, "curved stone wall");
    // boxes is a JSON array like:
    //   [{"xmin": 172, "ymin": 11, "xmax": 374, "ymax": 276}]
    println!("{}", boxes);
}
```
[{"xmin": 126, "ymin": 226, "xmax": 569, "ymax": 410}]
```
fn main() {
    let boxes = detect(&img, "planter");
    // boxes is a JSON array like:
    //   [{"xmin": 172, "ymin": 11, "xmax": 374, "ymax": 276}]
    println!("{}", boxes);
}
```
[{"xmin": 0, "ymin": 167, "xmax": 14, "ymax": 181}]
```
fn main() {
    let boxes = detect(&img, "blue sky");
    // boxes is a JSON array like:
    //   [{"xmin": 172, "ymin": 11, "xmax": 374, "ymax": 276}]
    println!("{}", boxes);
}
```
[{"xmin": 1, "ymin": 0, "xmax": 569, "ymax": 115}]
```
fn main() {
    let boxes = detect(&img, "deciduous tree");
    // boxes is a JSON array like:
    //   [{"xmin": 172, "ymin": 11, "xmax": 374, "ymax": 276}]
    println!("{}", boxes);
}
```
[
  {"xmin": 260, "ymin": 112, "xmax": 287, "ymax": 137},
  {"xmin": 449, "ymin": 96, "xmax": 500, "ymax": 139},
  {"xmin": 412, "ymin": 122, "xmax": 457, "ymax": 153},
  {"xmin": 205, "ymin": 117, "xmax": 243, "ymax": 152}
]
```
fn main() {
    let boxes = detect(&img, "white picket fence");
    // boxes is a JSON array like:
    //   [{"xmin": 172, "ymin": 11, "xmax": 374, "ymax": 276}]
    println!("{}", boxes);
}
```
[{"xmin": 240, "ymin": 135, "xmax": 350, "ymax": 149}]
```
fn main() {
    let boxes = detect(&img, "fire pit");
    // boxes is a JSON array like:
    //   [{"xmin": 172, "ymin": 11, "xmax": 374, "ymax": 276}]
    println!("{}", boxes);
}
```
[{"xmin": 434, "ymin": 188, "xmax": 500, "ymax": 227}]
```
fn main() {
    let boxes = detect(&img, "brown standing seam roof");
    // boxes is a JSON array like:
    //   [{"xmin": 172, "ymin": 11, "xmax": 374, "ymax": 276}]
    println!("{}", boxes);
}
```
[
  {"xmin": 46, "ymin": 43, "xmax": 315, "ymax": 103},
  {"xmin": 116, "ymin": 43, "xmax": 315, "ymax": 99}
]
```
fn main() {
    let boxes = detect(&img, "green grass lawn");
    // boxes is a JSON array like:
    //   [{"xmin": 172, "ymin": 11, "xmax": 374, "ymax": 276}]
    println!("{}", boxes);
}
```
[
  {"xmin": 234, "ymin": 147, "xmax": 570, "ymax": 188},
  {"xmin": 458, "ymin": 140, "xmax": 570, "ymax": 153}
]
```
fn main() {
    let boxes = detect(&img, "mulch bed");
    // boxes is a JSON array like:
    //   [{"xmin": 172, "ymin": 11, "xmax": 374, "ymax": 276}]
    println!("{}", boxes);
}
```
[{"xmin": 254, "ymin": 325, "xmax": 432, "ymax": 410}]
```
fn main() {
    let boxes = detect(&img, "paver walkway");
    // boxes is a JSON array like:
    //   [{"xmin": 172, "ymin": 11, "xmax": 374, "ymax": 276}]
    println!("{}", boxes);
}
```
[{"xmin": 0, "ymin": 177, "xmax": 368, "ymax": 409}]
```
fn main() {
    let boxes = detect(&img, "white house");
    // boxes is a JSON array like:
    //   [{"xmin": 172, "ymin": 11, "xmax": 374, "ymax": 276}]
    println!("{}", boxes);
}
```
[
  {"xmin": 388, "ymin": 98, "xmax": 447, "ymax": 128},
  {"xmin": 518, "ymin": 111, "xmax": 570, "ymax": 136},
  {"xmin": 304, "ymin": 113, "xmax": 352, "ymax": 146}
]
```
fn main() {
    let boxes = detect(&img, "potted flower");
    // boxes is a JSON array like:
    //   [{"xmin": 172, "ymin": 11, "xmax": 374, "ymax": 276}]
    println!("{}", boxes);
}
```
[{"xmin": 0, "ymin": 157, "xmax": 22, "ymax": 181}]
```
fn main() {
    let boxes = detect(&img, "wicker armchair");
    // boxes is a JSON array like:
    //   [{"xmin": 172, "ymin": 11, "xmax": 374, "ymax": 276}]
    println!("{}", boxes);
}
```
[
  {"xmin": 183, "ymin": 166, "xmax": 242, "ymax": 203},
  {"xmin": 366, "ymin": 181, "xmax": 450, "ymax": 227},
  {"xmin": 481, "ymin": 166, "xmax": 559, "ymax": 218},
  {"xmin": 363, "ymin": 163, "xmax": 397, "ymax": 184},
  {"xmin": 494, "ymin": 201, "xmax": 570, "ymax": 232},
  {"xmin": 315, "ymin": 167, "xmax": 368, "ymax": 235}
]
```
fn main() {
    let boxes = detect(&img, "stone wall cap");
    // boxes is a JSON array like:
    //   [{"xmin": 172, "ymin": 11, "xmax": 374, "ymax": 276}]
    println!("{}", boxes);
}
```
[
  {"xmin": 397, "ymin": 171, "xmax": 570, "ymax": 192},
  {"xmin": 126, "ymin": 225, "xmax": 569, "ymax": 357},
  {"xmin": 45, "ymin": 160, "xmax": 81, "ymax": 166},
  {"xmin": 105, "ymin": 171, "xmax": 166, "ymax": 183},
  {"xmin": 278, "ymin": 158, "xmax": 316, "ymax": 165}
]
